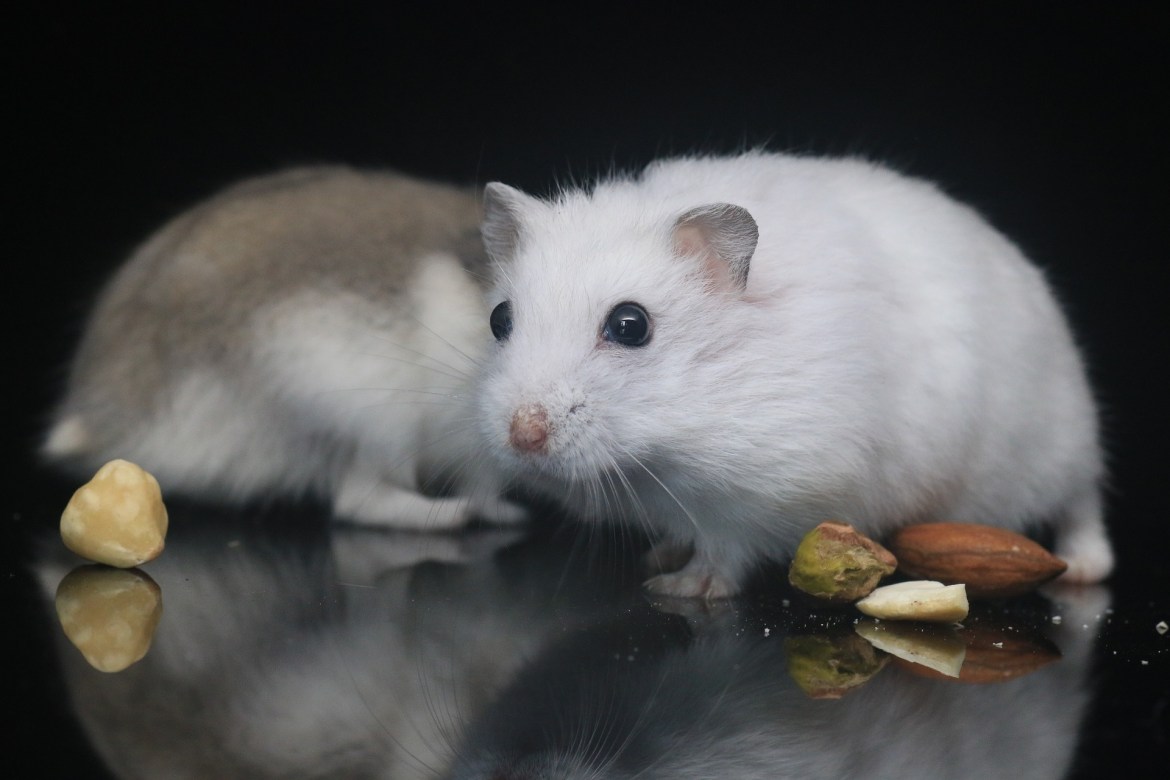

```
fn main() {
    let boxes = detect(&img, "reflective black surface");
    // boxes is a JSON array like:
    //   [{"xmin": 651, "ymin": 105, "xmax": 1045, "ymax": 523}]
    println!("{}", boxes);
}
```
[
  {"xmin": 8, "ymin": 483, "xmax": 1169, "ymax": 778},
  {"xmin": 7, "ymin": 6, "xmax": 1168, "ymax": 778}
]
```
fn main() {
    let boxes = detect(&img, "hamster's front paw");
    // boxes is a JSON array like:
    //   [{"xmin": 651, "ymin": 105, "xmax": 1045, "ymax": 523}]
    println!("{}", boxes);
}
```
[
  {"xmin": 330, "ymin": 526, "xmax": 527, "ymax": 585},
  {"xmin": 472, "ymin": 496, "xmax": 531, "ymax": 526},
  {"xmin": 642, "ymin": 539, "xmax": 695, "ymax": 576},
  {"xmin": 334, "ymin": 470, "xmax": 526, "ymax": 531},
  {"xmin": 644, "ymin": 565, "xmax": 738, "ymax": 601}
]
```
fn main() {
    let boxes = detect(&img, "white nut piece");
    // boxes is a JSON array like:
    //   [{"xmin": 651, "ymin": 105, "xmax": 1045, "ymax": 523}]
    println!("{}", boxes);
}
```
[
  {"xmin": 854, "ymin": 618, "xmax": 967, "ymax": 678},
  {"xmin": 60, "ymin": 459, "xmax": 168, "ymax": 568},
  {"xmin": 854, "ymin": 580, "xmax": 969, "ymax": 623}
]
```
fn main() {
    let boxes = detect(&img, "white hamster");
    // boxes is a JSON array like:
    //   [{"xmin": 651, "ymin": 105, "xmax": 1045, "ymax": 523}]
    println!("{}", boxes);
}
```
[
  {"xmin": 42, "ymin": 166, "xmax": 525, "ymax": 530},
  {"xmin": 477, "ymin": 150, "xmax": 1114, "ymax": 599}
]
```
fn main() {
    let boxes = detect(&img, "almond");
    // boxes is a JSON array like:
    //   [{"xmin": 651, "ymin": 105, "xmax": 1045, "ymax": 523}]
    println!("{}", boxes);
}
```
[{"xmin": 885, "ymin": 523, "xmax": 1067, "ymax": 599}]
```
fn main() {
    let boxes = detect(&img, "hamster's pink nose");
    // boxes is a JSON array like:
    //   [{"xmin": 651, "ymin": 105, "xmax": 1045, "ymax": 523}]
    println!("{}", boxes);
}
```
[{"xmin": 510, "ymin": 404, "xmax": 549, "ymax": 454}]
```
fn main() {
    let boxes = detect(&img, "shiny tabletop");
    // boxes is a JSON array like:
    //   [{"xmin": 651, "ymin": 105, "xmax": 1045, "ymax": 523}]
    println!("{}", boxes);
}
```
[{"xmin": 7, "ymin": 470, "xmax": 1167, "ymax": 779}]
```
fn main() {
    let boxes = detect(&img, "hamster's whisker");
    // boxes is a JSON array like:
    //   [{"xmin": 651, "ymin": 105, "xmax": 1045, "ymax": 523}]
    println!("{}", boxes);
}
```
[
  {"xmin": 430, "ymin": 656, "xmax": 482, "ymax": 776},
  {"xmin": 340, "ymin": 330, "xmax": 478, "ymax": 375},
  {"xmin": 318, "ymin": 386, "xmax": 468, "ymax": 401},
  {"xmin": 609, "ymin": 668, "xmax": 674, "ymax": 780},
  {"xmin": 599, "ymin": 468, "xmax": 625, "ymax": 527},
  {"xmin": 563, "ymin": 681, "xmax": 614, "ymax": 773},
  {"xmin": 322, "ymin": 413, "xmax": 484, "ymax": 530},
  {"xmin": 591, "ymin": 690, "xmax": 633, "ymax": 774},
  {"xmin": 621, "ymin": 449, "xmax": 702, "ymax": 533},
  {"xmin": 411, "ymin": 656, "xmax": 470, "ymax": 778},
  {"xmin": 345, "ymin": 346, "xmax": 475, "ymax": 383},
  {"xmin": 412, "ymin": 425, "xmax": 483, "ymax": 495},
  {"xmin": 402, "ymin": 313, "xmax": 487, "ymax": 372},
  {"xmin": 606, "ymin": 455, "xmax": 658, "ymax": 543},
  {"xmin": 332, "ymin": 640, "xmax": 445, "ymax": 779}
]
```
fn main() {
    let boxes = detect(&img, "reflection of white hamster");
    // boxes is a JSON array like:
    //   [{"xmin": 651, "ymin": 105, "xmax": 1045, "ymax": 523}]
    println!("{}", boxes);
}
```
[
  {"xmin": 477, "ymin": 150, "xmax": 1113, "ymax": 599},
  {"xmin": 42, "ymin": 167, "xmax": 524, "ymax": 529},
  {"xmin": 448, "ymin": 591, "xmax": 1106, "ymax": 780}
]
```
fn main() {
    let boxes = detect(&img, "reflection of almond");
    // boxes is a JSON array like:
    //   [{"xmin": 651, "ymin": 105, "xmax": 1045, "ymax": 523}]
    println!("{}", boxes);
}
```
[
  {"xmin": 892, "ymin": 624, "xmax": 1062, "ymax": 684},
  {"xmin": 886, "ymin": 523, "xmax": 1067, "ymax": 598}
]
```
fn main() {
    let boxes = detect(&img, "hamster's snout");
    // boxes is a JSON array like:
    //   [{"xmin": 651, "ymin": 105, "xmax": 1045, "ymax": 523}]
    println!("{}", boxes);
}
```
[{"xmin": 509, "ymin": 404, "xmax": 550, "ymax": 454}]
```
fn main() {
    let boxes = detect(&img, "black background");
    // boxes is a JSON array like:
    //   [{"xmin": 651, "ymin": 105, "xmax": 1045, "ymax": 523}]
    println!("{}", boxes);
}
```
[
  {"xmin": 6, "ymin": 4, "xmax": 1169, "ymax": 775},
  {"xmin": 11, "ymin": 3, "xmax": 1167, "ymax": 588}
]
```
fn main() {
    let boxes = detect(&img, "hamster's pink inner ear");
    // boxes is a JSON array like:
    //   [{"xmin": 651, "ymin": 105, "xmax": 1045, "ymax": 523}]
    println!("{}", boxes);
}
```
[{"xmin": 671, "ymin": 203, "xmax": 758, "ymax": 292}]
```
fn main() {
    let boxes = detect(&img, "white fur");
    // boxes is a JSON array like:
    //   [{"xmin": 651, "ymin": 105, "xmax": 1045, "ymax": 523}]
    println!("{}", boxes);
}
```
[
  {"xmin": 478, "ymin": 151, "xmax": 1113, "ymax": 598},
  {"xmin": 252, "ymin": 255, "xmax": 510, "ymax": 528}
]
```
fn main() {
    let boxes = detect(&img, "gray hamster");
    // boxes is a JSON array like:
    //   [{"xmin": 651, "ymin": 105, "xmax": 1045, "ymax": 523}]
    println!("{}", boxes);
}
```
[{"xmin": 42, "ymin": 166, "xmax": 525, "ymax": 530}]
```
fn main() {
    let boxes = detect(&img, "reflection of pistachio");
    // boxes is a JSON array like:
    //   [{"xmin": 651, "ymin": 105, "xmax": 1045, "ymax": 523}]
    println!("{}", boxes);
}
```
[
  {"xmin": 854, "ymin": 618, "xmax": 966, "ymax": 678},
  {"xmin": 61, "ymin": 459, "xmax": 168, "ymax": 568},
  {"xmin": 855, "ymin": 580, "xmax": 969, "ymax": 623},
  {"xmin": 787, "ymin": 522, "xmax": 897, "ymax": 602},
  {"xmin": 785, "ymin": 632, "xmax": 890, "ymax": 699},
  {"xmin": 55, "ymin": 565, "xmax": 163, "ymax": 673}
]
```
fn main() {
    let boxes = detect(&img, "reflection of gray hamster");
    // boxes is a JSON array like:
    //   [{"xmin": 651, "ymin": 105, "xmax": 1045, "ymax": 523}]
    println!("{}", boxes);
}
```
[
  {"xmin": 32, "ymin": 511, "xmax": 617, "ymax": 780},
  {"xmin": 477, "ymin": 150, "xmax": 1113, "ymax": 599},
  {"xmin": 42, "ymin": 167, "xmax": 524, "ymax": 530}
]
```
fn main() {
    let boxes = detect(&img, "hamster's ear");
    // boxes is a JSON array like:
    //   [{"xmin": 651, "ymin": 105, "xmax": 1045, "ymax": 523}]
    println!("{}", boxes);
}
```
[
  {"xmin": 672, "ymin": 203, "xmax": 758, "ymax": 292},
  {"xmin": 482, "ymin": 183, "xmax": 538, "ymax": 261}
]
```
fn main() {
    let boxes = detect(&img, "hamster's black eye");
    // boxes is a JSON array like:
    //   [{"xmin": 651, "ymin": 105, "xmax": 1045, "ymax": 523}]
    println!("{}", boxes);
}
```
[
  {"xmin": 603, "ymin": 302, "xmax": 651, "ymax": 347},
  {"xmin": 490, "ymin": 301, "xmax": 513, "ymax": 342}
]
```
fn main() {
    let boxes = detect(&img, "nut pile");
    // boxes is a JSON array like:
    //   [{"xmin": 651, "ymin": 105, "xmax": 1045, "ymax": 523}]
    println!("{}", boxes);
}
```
[
  {"xmin": 787, "ymin": 519, "xmax": 1069, "ymax": 621},
  {"xmin": 785, "ymin": 520, "xmax": 1069, "ymax": 691}
]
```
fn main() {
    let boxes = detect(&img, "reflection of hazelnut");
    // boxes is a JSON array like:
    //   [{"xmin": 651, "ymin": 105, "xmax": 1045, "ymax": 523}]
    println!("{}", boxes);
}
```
[
  {"xmin": 886, "ymin": 522, "xmax": 1067, "ymax": 598},
  {"xmin": 787, "ymin": 521, "xmax": 897, "ymax": 601},
  {"xmin": 60, "ymin": 459, "xmax": 168, "ymax": 568},
  {"xmin": 55, "ymin": 566, "xmax": 163, "ymax": 673}
]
